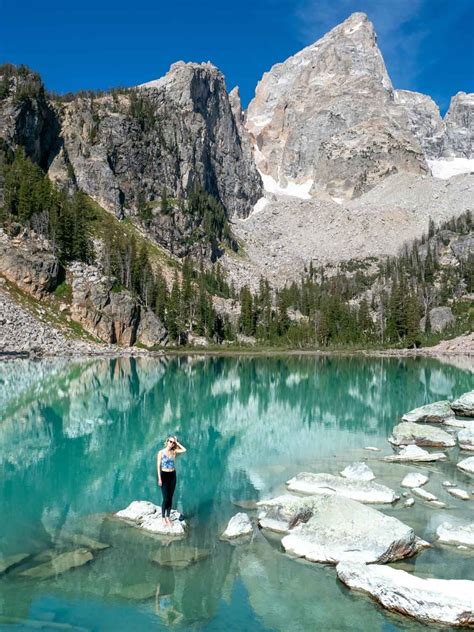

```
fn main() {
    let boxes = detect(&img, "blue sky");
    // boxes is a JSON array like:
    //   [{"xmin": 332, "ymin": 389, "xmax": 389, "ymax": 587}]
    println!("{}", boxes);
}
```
[{"xmin": 1, "ymin": 0, "xmax": 473, "ymax": 113}]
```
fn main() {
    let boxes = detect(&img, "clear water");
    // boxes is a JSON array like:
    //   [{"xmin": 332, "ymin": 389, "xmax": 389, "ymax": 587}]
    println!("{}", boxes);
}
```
[{"xmin": 0, "ymin": 355, "xmax": 473, "ymax": 632}]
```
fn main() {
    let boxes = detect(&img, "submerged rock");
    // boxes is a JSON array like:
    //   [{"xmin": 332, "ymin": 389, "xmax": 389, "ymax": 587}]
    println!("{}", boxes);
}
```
[
  {"xmin": 232, "ymin": 499, "xmax": 258, "ymax": 510},
  {"xmin": 452, "ymin": 391, "xmax": 474, "ymax": 417},
  {"xmin": 115, "ymin": 500, "xmax": 186, "ymax": 536},
  {"xmin": 384, "ymin": 445, "xmax": 447, "ymax": 462},
  {"xmin": 59, "ymin": 533, "xmax": 110, "ymax": 551},
  {"xmin": 150, "ymin": 546, "xmax": 209, "ymax": 569},
  {"xmin": 457, "ymin": 457, "xmax": 474, "ymax": 475},
  {"xmin": 458, "ymin": 428, "xmax": 474, "ymax": 452},
  {"xmin": 19, "ymin": 548, "xmax": 93, "ymax": 579},
  {"xmin": 446, "ymin": 488, "xmax": 471, "ymax": 501},
  {"xmin": 429, "ymin": 501, "xmax": 447, "ymax": 509},
  {"xmin": 286, "ymin": 472, "xmax": 398, "ymax": 504},
  {"xmin": 221, "ymin": 513, "xmax": 253, "ymax": 540},
  {"xmin": 112, "ymin": 582, "xmax": 157, "ymax": 601},
  {"xmin": 436, "ymin": 522, "xmax": 474, "ymax": 548},
  {"xmin": 280, "ymin": 495, "xmax": 427, "ymax": 564},
  {"xmin": 0, "ymin": 552, "xmax": 30, "ymax": 575},
  {"xmin": 340, "ymin": 462, "xmax": 375, "ymax": 481},
  {"xmin": 336, "ymin": 561, "xmax": 474, "ymax": 627},
  {"xmin": 389, "ymin": 422, "xmax": 455, "ymax": 448},
  {"xmin": 401, "ymin": 473, "xmax": 429, "ymax": 488},
  {"xmin": 401, "ymin": 401, "xmax": 455, "ymax": 424}
]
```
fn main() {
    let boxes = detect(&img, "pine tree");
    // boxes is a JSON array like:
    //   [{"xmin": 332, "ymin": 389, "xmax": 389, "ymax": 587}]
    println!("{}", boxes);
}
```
[
  {"xmin": 166, "ymin": 274, "xmax": 182, "ymax": 343},
  {"xmin": 239, "ymin": 286, "xmax": 254, "ymax": 336}
]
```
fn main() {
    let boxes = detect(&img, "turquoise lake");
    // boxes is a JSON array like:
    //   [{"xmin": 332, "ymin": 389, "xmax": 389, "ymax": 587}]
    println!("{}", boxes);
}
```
[{"xmin": 0, "ymin": 354, "xmax": 473, "ymax": 631}]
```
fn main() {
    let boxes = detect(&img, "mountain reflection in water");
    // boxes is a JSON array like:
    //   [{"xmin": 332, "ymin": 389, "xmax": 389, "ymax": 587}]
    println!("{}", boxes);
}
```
[{"xmin": 0, "ymin": 355, "xmax": 472, "ymax": 631}]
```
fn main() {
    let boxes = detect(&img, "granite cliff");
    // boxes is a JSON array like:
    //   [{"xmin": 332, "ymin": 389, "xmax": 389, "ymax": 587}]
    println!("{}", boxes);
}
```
[{"xmin": 245, "ymin": 12, "xmax": 474, "ymax": 201}]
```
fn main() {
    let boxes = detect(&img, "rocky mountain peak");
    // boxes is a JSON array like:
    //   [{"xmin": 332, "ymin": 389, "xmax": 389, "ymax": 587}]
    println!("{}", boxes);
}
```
[
  {"xmin": 138, "ymin": 60, "xmax": 222, "ymax": 97},
  {"xmin": 49, "ymin": 59, "xmax": 261, "ymax": 236},
  {"xmin": 245, "ymin": 12, "xmax": 426, "ymax": 200}
]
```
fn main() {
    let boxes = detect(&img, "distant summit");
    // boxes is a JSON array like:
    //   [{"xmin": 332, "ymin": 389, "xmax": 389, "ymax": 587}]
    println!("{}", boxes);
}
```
[{"xmin": 245, "ymin": 12, "xmax": 474, "ymax": 201}]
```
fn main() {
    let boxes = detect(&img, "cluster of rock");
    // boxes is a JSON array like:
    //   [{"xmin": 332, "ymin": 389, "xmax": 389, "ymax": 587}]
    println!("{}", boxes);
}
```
[
  {"xmin": 0, "ymin": 227, "xmax": 169, "ymax": 354},
  {"xmin": 0, "ymin": 533, "xmax": 109, "ymax": 580},
  {"xmin": 234, "ymin": 390, "xmax": 474, "ymax": 627}
]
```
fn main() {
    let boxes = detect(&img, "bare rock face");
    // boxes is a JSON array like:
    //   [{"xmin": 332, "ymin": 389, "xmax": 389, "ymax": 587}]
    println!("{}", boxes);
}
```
[
  {"xmin": 420, "ymin": 307, "xmax": 455, "ymax": 333},
  {"xmin": 57, "ymin": 62, "xmax": 261, "ymax": 223},
  {"xmin": 246, "ymin": 12, "xmax": 427, "ymax": 199},
  {"xmin": 70, "ymin": 264, "xmax": 168, "ymax": 347},
  {"xmin": 136, "ymin": 309, "xmax": 167, "ymax": 348},
  {"xmin": 312, "ymin": 119, "xmax": 427, "ymax": 199},
  {"xmin": 393, "ymin": 90, "xmax": 444, "ymax": 158},
  {"xmin": 0, "ymin": 66, "xmax": 59, "ymax": 169},
  {"xmin": 443, "ymin": 93, "xmax": 474, "ymax": 158},
  {"xmin": 0, "ymin": 228, "xmax": 59, "ymax": 297},
  {"xmin": 70, "ymin": 264, "xmax": 141, "ymax": 345}
]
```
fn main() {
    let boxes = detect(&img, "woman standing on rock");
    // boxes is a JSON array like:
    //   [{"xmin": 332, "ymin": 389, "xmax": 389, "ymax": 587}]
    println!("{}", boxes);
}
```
[{"xmin": 157, "ymin": 436, "xmax": 187, "ymax": 525}]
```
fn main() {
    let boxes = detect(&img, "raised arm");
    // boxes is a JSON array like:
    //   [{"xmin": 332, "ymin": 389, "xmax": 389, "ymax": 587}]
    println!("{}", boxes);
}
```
[
  {"xmin": 174, "ymin": 439, "xmax": 187, "ymax": 454},
  {"xmin": 157, "ymin": 450, "xmax": 162, "ymax": 485}
]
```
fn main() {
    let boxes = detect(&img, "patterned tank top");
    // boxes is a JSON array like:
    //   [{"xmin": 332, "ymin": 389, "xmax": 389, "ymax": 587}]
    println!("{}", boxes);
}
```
[{"xmin": 161, "ymin": 451, "xmax": 175, "ymax": 470}]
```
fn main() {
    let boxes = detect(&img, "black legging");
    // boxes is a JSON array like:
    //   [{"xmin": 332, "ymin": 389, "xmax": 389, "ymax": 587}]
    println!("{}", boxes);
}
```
[{"xmin": 161, "ymin": 469, "xmax": 176, "ymax": 517}]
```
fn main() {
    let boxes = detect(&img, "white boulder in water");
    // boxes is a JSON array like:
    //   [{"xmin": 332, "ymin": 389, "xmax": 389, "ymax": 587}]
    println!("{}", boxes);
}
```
[
  {"xmin": 221, "ymin": 513, "xmax": 253, "ymax": 539},
  {"xmin": 115, "ymin": 500, "xmax": 186, "ymax": 536},
  {"xmin": 384, "ymin": 445, "xmax": 446, "ymax": 462},
  {"xmin": 457, "ymin": 457, "xmax": 474, "ymax": 475},
  {"xmin": 279, "ymin": 495, "xmax": 427, "ymax": 565},
  {"xmin": 404, "ymin": 498, "xmax": 415, "ymax": 508},
  {"xmin": 446, "ymin": 488, "xmax": 471, "ymax": 501},
  {"xmin": 436, "ymin": 522, "xmax": 474, "ymax": 548},
  {"xmin": 458, "ymin": 428, "xmax": 474, "ymax": 451},
  {"xmin": 402, "ymin": 401, "xmax": 455, "ymax": 424},
  {"xmin": 286, "ymin": 472, "xmax": 398, "ymax": 504},
  {"xmin": 340, "ymin": 462, "xmax": 375, "ymax": 481},
  {"xmin": 401, "ymin": 473, "xmax": 429, "ymax": 488},
  {"xmin": 336, "ymin": 561, "xmax": 474, "ymax": 627},
  {"xmin": 389, "ymin": 422, "xmax": 455, "ymax": 448},
  {"xmin": 411, "ymin": 487, "xmax": 438, "ymax": 502},
  {"xmin": 452, "ymin": 391, "xmax": 474, "ymax": 417}
]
